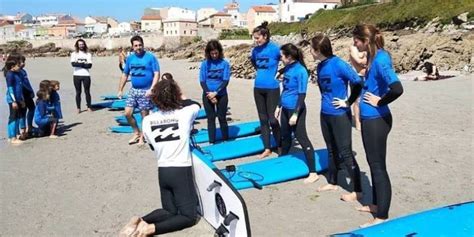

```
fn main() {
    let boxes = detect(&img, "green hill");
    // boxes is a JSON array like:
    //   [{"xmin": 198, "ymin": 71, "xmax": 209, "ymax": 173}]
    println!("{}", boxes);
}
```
[{"xmin": 270, "ymin": 0, "xmax": 474, "ymax": 35}]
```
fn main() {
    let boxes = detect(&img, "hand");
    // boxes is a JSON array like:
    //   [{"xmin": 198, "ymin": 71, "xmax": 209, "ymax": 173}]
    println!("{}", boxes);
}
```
[
  {"xmin": 332, "ymin": 97, "xmax": 348, "ymax": 109},
  {"xmin": 206, "ymin": 92, "xmax": 217, "ymax": 99},
  {"xmin": 12, "ymin": 102, "xmax": 18, "ymax": 110},
  {"xmin": 289, "ymin": 114, "xmax": 298, "ymax": 126},
  {"xmin": 274, "ymin": 107, "xmax": 281, "ymax": 120},
  {"xmin": 363, "ymin": 92, "xmax": 381, "ymax": 107},
  {"xmin": 145, "ymin": 89, "xmax": 153, "ymax": 97},
  {"xmin": 210, "ymin": 97, "xmax": 218, "ymax": 104},
  {"xmin": 117, "ymin": 91, "xmax": 123, "ymax": 99}
]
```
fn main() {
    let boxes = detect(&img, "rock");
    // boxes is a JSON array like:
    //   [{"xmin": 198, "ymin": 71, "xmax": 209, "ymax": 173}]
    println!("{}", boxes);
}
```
[{"xmin": 452, "ymin": 12, "xmax": 469, "ymax": 25}]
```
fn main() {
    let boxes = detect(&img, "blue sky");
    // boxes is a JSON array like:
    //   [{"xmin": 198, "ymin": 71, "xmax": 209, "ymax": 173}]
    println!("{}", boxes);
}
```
[{"xmin": 0, "ymin": 0, "xmax": 278, "ymax": 22}]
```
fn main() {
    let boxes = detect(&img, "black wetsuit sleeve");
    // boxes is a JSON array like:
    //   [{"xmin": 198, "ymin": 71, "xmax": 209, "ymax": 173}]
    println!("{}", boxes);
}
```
[
  {"xmin": 200, "ymin": 81, "xmax": 210, "ymax": 93},
  {"xmin": 347, "ymin": 83, "xmax": 362, "ymax": 106},
  {"xmin": 182, "ymin": 99, "xmax": 201, "ymax": 108},
  {"xmin": 377, "ymin": 81, "xmax": 403, "ymax": 106},
  {"xmin": 294, "ymin": 93, "xmax": 306, "ymax": 115},
  {"xmin": 215, "ymin": 80, "xmax": 229, "ymax": 94},
  {"xmin": 71, "ymin": 62, "xmax": 84, "ymax": 67},
  {"xmin": 82, "ymin": 63, "xmax": 92, "ymax": 69}
]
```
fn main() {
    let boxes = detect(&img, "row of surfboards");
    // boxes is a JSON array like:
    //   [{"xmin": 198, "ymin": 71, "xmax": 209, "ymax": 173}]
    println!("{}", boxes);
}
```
[{"xmin": 95, "ymin": 94, "xmax": 473, "ymax": 236}]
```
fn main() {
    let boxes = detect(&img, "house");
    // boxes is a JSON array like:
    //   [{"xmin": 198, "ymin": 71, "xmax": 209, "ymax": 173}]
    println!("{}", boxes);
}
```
[
  {"xmin": 13, "ymin": 13, "xmax": 34, "ymax": 25},
  {"xmin": 197, "ymin": 8, "xmax": 218, "ymax": 22},
  {"xmin": 209, "ymin": 12, "xmax": 233, "ymax": 30},
  {"xmin": 16, "ymin": 27, "xmax": 36, "ymax": 40},
  {"xmin": 35, "ymin": 14, "xmax": 64, "ymax": 26},
  {"xmin": 247, "ymin": 6, "xmax": 278, "ymax": 34},
  {"xmin": 141, "ymin": 15, "xmax": 162, "ymax": 32},
  {"xmin": 48, "ymin": 15, "xmax": 85, "ymax": 38},
  {"xmin": 130, "ymin": 21, "xmax": 141, "ymax": 32},
  {"xmin": 163, "ymin": 19, "xmax": 197, "ymax": 37},
  {"xmin": 0, "ymin": 21, "xmax": 16, "ymax": 41},
  {"xmin": 224, "ymin": 1, "xmax": 241, "ymax": 27},
  {"xmin": 161, "ymin": 7, "xmax": 196, "ymax": 21},
  {"xmin": 279, "ymin": 0, "xmax": 340, "ymax": 22},
  {"xmin": 84, "ymin": 16, "xmax": 118, "ymax": 34}
]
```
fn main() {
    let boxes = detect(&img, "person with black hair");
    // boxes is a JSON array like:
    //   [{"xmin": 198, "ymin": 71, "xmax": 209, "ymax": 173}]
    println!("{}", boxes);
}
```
[
  {"xmin": 71, "ymin": 39, "xmax": 93, "ymax": 113},
  {"xmin": 18, "ymin": 54, "xmax": 36, "ymax": 139},
  {"xmin": 310, "ymin": 33, "xmax": 363, "ymax": 202},
  {"xmin": 119, "ymin": 73, "xmax": 200, "ymax": 237},
  {"xmin": 4, "ymin": 58, "xmax": 25, "ymax": 145},
  {"xmin": 199, "ymin": 39, "xmax": 231, "ymax": 144},
  {"xmin": 275, "ymin": 43, "xmax": 320, "ymax": 184},
  {"xmin": 250, "ymin": 21, "xmax": 282, "ymax": 158},
  {"xmin": 117, "ymin": 35, "xmax": 160, "ymax": 145},
  {"xmin": 352, "ymin": 24, "xmax": 404, "ymax": 227}
]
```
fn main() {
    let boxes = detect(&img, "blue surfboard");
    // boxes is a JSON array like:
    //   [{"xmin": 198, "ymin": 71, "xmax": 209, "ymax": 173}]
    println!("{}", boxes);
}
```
[
  {"xmin": 100, "ymin": 94, "xmax": 128, "ymax": 100},
  {"xmin": 110, "ymin": 100, "xmax": 127, "ymax": 109},
  {"xmin": 90, "ymin": 101, "xmax": 115, "ymax": 109},
  {"xmin": 192, "ymin": 121, "xmax": 260, "ymax": 144},
  {"xmin": 334, "ymin": 201, "xmax": 474, "ymax": 237},
  {"xmin": 218, "ymin": 149, "xmax": 329, "ymax": 190},
  {"xmin": 199, "ymin": 135, "xmax": 276, "ymax": 162}
]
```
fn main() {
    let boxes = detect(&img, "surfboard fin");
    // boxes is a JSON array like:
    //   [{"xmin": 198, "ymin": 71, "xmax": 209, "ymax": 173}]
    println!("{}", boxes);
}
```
[
  {"xmin": 223, "ymin": 211, "xmax": 239, "ymax": 226},
  {"xmin": 215, "ymin": 224, "xmax": 229, "ymax": 237}
]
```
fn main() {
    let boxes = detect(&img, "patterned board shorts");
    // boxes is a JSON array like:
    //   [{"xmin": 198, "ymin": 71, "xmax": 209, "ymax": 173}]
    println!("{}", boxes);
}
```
[{"xmin": 126, "ymin": 87, "xmax": 153, "ymax": 111}]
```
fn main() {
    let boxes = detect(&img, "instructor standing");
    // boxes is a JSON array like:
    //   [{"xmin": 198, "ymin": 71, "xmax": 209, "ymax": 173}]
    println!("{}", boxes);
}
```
[{"xmin": 118, "ymin": 35, "xmax": 160, "ymax": 145}]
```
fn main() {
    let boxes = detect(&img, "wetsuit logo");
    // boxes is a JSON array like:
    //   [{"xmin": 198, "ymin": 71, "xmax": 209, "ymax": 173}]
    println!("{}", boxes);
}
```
[
  {"xmin": 208, "ymin": 69, "xmax": 223, "ymax": 80},
  {"xmin": 130, "ymin": 64, "xmax": 147, "ymax": 77},
  {"xmin": 151, "ymin": 123, "xmax": 180, "ymax": 142},
  {"xmin": 319, "ymin": 77, "xmax": 332, "ymax": 93},
  {"xmin": 256, "ymin": 57, "xmax": 270, "ymax": 69}
]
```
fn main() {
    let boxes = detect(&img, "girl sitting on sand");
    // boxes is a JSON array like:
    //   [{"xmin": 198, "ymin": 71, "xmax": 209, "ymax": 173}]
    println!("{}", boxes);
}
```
[{"xmin": 34, "ymin": 88, "xmax": 58, "ymax": 138}]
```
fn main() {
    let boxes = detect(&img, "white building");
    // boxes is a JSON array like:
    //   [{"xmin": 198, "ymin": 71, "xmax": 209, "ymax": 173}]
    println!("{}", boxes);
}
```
[
  {"xmin": 141, "ymin": 15, "xmax": 162, "ymax": 32},
  {"xmin": 224, "ymin": 1, "xmax": 241, "ymax": 27},
  {"xmin": 197, "ymin": 8, "xmax": 218, "ymax": 22},
  {"xmin": 279, "ymin": 0, "xmax": 340, "ymax": 22},
  {"xmin": 35, "ymin": 14, "xmax": 62, "ymax": 26},
  {"xmin": 109, "ymin": 22, "xmax": 132, "ymax": 36},
  {"xmin": 163, "ymin": 7, "xmax": 196, "ymax": 21},
  {"xmin": 0, "ymin": 24, "xmax": 16, "ymax": 41},
  {"xmin": 247, "ymin": 6, "xmax": 279, "ymax": 34},
  {"xmin": 16, "ymin": 27, "xmax": 36, "ymax": 39}
]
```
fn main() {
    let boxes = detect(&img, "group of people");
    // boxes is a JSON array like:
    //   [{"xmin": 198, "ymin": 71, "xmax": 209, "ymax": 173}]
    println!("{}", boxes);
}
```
[
  {"xmin": 4, "ymin": 53, "xmax": 63, "ymax": 144},
  {"xmin": 118, "ymin": 22, "xmax": 403, "ymax": 236}
]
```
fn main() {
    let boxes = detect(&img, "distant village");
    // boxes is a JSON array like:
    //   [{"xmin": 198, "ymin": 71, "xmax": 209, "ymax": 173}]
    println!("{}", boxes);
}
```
[{"xmin": 0, "ymin": 0, "xmax": 348, "ymax": 41}]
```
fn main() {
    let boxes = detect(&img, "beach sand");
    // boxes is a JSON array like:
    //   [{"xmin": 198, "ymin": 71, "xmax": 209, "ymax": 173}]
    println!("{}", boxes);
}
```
[{"xmin": 0, "ymin": 56, "xmax": 473, "ymax": 236}]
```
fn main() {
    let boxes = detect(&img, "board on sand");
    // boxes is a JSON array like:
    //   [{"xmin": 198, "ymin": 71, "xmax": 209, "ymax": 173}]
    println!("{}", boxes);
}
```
[
  {"xmin": 333, "ymin": 201, "xmax": 474, "ymax": 237},
  {"xmin": 198, "ymin": 135, "xmax": 276, "ymax": 162},
  {"xmin": 192, "ymin": 121, "xmax": 260, "ymax": 144},
  {"xmin": 115, "ymin": 109, "xmax": 207, "ymax": 125},
  {"xmin": 100, "ymin": 94, "xmax": 128, "ymax": 100},
  {"xmin": 192, "ymin": 148, "xmax": 251, "ymax": 237},
  {"xmin": 218, "ymin": 149, "xmax": 329, "ymax": 190}
]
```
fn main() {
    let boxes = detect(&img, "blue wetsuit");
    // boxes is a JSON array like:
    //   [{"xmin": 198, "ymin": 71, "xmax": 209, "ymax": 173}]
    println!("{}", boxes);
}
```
[{"xmin": 6, "ymin": 71, "xmax": 24, "ymax": 139}]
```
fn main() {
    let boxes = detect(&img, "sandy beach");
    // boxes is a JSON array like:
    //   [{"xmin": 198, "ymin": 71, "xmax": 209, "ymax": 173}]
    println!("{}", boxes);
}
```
[{"xmin": 0, "ymin": 56, "xmax": 473, "ymax": 236}]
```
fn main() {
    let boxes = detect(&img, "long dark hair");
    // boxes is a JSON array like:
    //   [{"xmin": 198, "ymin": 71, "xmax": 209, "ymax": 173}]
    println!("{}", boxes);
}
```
[
  {"xmin": 311, "ymin": 33, "xmax": 333, "ymax": 58},
  {"xmin": 74, "ymin": 39, "xmax": 88, "ymax": 53},
  {"xmin": 151, "ymin": 73, "xmax": 183, "ymax": 112},
  {"xmin": 352, "ymin": 24, "xmax": 384, "ymax": 67},
  {"xmin": 253, "ymin": 21, "xmax": 270, "ymax": 42},
  {"xmin": 280, "ymin": 43, "xmax": 307, "ymax": 70},
  {"xmin": 205, "ymin": 40, "xmax": 224, "ymax": 60}
]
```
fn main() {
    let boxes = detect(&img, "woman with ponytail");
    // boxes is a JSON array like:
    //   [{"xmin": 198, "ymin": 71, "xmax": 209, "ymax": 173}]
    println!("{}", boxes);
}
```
[
  {"xmin": 352, "ymin": 24, "xmax": 403, "ymax": 227},
  {"xmin": 310, "ymin": 33, "xmax": 363, "ymax": 201},
  {"xmin": 251, "ymin": 21, "xmax": 282, "ymax": 158},
  {"xmin": 275, "ymin": 43, "xmax": 319, "ymax": 184}
]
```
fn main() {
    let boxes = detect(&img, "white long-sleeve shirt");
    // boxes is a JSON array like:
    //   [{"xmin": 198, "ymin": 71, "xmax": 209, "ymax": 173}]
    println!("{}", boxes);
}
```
[{"xmin": 70, "ymin": 51, "xmax": 92, "ymax": 76}]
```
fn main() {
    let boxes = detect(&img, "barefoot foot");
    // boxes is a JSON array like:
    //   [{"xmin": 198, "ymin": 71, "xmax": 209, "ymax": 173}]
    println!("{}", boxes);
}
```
[
  {"xmin": 359, "ymin": 218, "xmax": 386, "ymax": 228},
  {"xmin": 316, "ymin": 184, "xmax": 338, "ymax": 192},
  {"xmin": 356, "ymin": 204, "xmax": 377, "ymax": 214},
  {"xmin": 341, "ymin": 192, "xmax": 363, "ymax": 202},
  {"xmin": 258, "ymin": 149, "xmax": 272, "ymax": 159},
  {"xmin": 119, "ymin": 216, "xmax": 141, "ymax": 237},
  {"xmin": 304, "ymin": 173, "xmax": 320, "ymax": 184}
]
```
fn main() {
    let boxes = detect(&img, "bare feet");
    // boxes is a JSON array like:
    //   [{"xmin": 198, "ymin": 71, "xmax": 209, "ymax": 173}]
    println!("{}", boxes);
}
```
[
  {"xmin": 359, "ymin": 218, "xmax": 386, "ymax": 228},
  {"xmin": 49, "ymin": 135, "xmax": 59, "ymax": 139},
  {"xmin": 258, "ymin": 149, "xmax": 272, "ymax": 159},
  {"xmin": 356, "ymin": 204, "xmax": 377, "ymax": 214},
  {"xmin": 132, "ymin": 220, "xmax": 155, "ymax": 237},
  {"xmin": 10, "ymin": 138, "xmax": 24, "ymax": 145},
  {"xmin": 77, "ymin": 109, "xmax": 81, "ymax": 114},
  {"xmin": 128, "ymin": 133, "xmax": 141, "ymax": 145},
  {"xmin": 119, "ymin": 216, "xmax": 141, "ymax": 237},
  {"xmin": 87, "ymin": 107, "xmax": 93, "ymax": 112},
  {"xmin": 341, "ymin": 192, "xmax": 363, "ymax": 202},
  {"xmin": 303, "ymin": 172, "xmax": 320, "ymax": 184},
  {"xmin": 316, "ymin": 184, "xmax": 338, "ymax": 192}
]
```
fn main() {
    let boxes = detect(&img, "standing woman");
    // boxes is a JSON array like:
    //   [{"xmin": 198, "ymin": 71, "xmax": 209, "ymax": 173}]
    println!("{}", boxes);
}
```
[
  {"xmin": 199, "ymin": 40, "xmax": 230, "ymax": 144},
  {"xmin": 71, "ymin": 39, "xmax": 93, "ymax": 113},
  {"xmin": 310, "ymin": 34, "xmax": 363, "ymax": 201},
  {"xmin": 251, "ymin": 21, "xmax": 281, "ymax": 158},
  {"xmin": 349, "ymin": 45, "xmax": 367, "ymax": 131},
  {"xmin": 275, "ymin": 43, "xmax": 319, "ymax": 184},
  {"xmin": 352, "ymin": 24, "xmax": 403, "ymax": 227}
]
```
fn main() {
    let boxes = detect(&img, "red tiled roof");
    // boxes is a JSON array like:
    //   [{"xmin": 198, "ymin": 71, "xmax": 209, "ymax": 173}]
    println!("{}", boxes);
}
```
[
  {"xmin": 251, "ymin": 6, "xmax": 276, "ymax": 13},
  {"xmin": 141, "ymin": 15, "xmax": 162, "ymax": 20},
  {"xmin": 210, "ymin": 12, "xmax": 231, "ymax": 17}
]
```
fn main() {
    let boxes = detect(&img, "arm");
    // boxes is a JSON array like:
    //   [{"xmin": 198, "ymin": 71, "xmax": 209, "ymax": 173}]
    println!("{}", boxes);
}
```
[
  {"xmin": 117, "ymin": 73, "xmax": 129, "ymax": 97},
  {"xmin": 250, "ymin": 50, "xmax": 257, "ymax": 69},
  {"xmin": 147, "ymin": 56, "xmax": 160, "ymax": 96},
  {"xmin": 349, "ymin": 46, "xmax": 367, "ymax": 66},
  {"xmin": 215, "ymin": 61, "xmax": 231, "ymax": 93},
  {"xmin": 377, "ymin": 82, "xmax": 403, "ymax": 106},
  {"xmin": 199, "ymin": 61, "xmax": 210, "ymax": 93},
  {"xmin": 294, "ymin": 70, "xmax": 309, "ymax": 115},
  {"xmin": 6, "ymin": 73, "xmax": 17, "ymax": 102}
]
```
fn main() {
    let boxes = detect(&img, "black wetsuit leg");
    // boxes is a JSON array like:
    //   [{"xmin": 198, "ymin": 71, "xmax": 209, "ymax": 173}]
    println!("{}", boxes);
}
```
[{"xmin": 254, "ymin": 88, "xmax": 281, "ymax": 149}]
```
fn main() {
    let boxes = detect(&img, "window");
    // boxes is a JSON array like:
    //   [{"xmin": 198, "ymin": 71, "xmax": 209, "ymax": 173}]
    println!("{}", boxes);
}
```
[
  {"xmin": 184, "ymin": 30, "xmax": 186, "ymax": 34},
  {"xmin": 324, "ymin": 5, "xmax": 327, "ymax": 9},
  {"xmin": 175, "ymin": 30, "xmax": 177, "ymax": 34},
  {"xmin": 219, "ymin": 19, "xmax": 222, "ymax": 24},
  {"xmin": 288, "ymin": 5, "xmax": 290, "ymax": 12}
]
